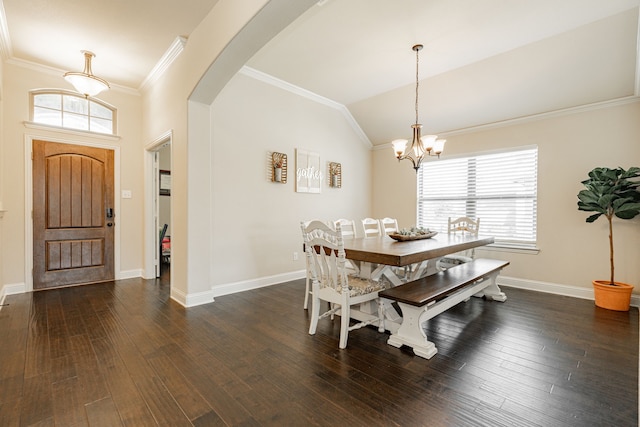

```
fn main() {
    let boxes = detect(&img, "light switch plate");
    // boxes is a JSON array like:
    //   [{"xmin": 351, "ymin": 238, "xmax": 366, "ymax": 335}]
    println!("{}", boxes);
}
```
[{"xmin": 122, "ymin": 190, "xmax": 132, "ymax": 199}]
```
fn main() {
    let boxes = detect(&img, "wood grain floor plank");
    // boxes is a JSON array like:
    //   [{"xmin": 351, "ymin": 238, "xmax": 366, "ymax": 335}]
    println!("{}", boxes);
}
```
[
  {"xmin": 51, "ymin": 377, "xmax": 87, "ymax": 427},
  {"xmin": 68, "ymin": 334, "xmax": 110, "ymax": 404},
  {"xmin": 0, "ymin": 398, "xmax": 21, "ymax": 427},
  {"xmin": 145, "ymin": 350, "xmax": 213, "ymax": 422},
  {"xmin": 23, "ymin": 295, "xmax": 51, "ymax": 379},
  {"xmin": 19, "ymin": 373, "xmax": 53, "ymax": 427},
  {"xmin": 90, "ymin": 337, "xmax": 157, "ymax": 427},
  {"xmin": 84, "ymin": 397, "xmax": 124, "ymax": 427}
]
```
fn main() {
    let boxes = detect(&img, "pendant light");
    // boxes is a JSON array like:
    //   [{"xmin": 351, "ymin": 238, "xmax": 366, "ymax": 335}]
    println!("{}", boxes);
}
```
[
  {"xmin": 64, "ymin": 51, "xmax": 110, "ymax": 97},
  {"xmin": 391, "ymin": 44, "xmax": 445, "ymax": 172}
]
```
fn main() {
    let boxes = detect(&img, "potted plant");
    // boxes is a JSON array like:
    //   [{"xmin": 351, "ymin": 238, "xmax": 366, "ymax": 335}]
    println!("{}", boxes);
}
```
[{"xmin": 577, "ymin": 166, "xmax": 640, "ymax": 311}]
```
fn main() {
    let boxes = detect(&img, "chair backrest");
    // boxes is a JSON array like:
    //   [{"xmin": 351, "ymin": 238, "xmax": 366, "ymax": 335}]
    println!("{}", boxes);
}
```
[
  {"xmin": 448, "ymin": 217, "xmax": 480, "ymax": 236},
  {"xmin": 301, "ymin": 220, "xmax": 348, "ymax": 293},
  {"xmin": 447, "ymin": 217, "xmax": 480, "ymax": 259},
  {"xmin": 361, "ymin": 218, "xmax": 382, "ymax": 237},
  {"xmin": 379, "ymin": 217, "xmax": 399, "ymax": 235},
  {"xmin": 333, "ymin": 218, "xmax": 356, "ymax": 237}
]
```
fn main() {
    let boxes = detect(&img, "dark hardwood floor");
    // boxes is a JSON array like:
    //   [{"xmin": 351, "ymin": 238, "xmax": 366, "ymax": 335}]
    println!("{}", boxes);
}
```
[{"xmin": 0, "ymin": 267, "xmax": 637, "ymax": 426}]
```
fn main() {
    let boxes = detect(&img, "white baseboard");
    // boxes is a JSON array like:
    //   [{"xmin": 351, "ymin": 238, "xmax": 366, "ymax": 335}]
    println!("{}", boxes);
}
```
[
  {"xmin": 0, "ymin": 283, "xmax": 27, "ymax": 308},
  {"xmin": 117, "ymin": 269, "xmax": 144, "ymax": 280},
  {"xmin": 173, "ymin": 269, "xmax": 307, "ymax": 308},
  {"xmin": 498, "ymin": 275, "xmax": 640, "ymax": 307}
]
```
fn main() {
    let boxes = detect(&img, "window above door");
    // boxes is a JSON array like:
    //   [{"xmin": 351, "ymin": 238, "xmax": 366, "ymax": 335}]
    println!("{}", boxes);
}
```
[{"xmin": 30, "ymin": 89, "xmax": 117, "ymax": 135}]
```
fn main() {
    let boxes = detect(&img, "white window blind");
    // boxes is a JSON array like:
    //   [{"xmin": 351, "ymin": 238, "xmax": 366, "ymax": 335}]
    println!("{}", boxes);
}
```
[{"xmin": 417, "ymin": 146, "xmax": 538, "ymax": 246}]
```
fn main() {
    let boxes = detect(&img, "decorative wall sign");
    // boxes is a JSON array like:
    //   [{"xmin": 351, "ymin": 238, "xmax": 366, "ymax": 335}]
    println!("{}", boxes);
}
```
[
  {"xmin": 160, "ymin": 170, "xmax": 171, "ymax": 196},
  {"xmin": 296, "ymin": 149, "xmax": 322, "ymax": 193},
  {"xmin": 270, "ymin": 152, "xmax": 287, "ymax": 183},
  {"xmin": 329, "ymin": 162, "xmax": 342, "ymax": 188}
]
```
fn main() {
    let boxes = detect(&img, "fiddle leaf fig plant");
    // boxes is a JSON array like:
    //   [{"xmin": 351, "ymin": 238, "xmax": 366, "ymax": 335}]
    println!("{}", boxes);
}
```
[{"xmin": 577, "ymin": 167, "xmax": 640, "ymax": 285}]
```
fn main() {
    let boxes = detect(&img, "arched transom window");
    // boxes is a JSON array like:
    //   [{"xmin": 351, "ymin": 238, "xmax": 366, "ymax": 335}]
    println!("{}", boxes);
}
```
[{"xmin": 30, "ymin": 90, "xmax": 117, "ymax": 135}]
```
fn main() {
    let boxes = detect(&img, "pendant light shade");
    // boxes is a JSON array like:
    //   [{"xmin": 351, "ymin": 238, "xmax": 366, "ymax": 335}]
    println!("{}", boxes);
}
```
[{"xmin": 64, "ymin": 51, "xmax": 110, "ymax": 97}]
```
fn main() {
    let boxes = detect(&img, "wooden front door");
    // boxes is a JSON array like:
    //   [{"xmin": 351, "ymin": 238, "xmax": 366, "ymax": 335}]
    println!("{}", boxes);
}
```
[{"xmin": 33, "ymin": 140, "xmax": 115, "ymax": 289}]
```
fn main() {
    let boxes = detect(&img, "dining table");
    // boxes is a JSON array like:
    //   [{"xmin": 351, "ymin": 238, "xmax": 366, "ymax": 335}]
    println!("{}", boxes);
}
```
[
  {"xmin": 343, "ymin": 233, "xmax": 495, "ymax": 285},
  {"xmin": 342, "ymin": 232, "xmax": 497, "ymax": 333}
]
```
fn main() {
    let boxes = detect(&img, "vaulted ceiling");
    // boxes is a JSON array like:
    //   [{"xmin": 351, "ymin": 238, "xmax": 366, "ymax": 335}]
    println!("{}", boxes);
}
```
[{"xmin": 1, "ymin": 0, "xmax": 638, "ymax": 145}]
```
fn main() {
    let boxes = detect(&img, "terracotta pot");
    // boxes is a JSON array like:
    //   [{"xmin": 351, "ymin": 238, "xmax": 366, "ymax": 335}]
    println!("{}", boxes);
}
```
[{"xmin": 592, "ymin": 280, "xmax": 634, "ymax": 311}]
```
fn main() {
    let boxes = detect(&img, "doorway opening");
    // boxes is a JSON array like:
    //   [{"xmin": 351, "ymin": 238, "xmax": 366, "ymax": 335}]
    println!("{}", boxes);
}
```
[{"xmin": 144, "ymin": 131, "xmax": 172, "ymax": 281}]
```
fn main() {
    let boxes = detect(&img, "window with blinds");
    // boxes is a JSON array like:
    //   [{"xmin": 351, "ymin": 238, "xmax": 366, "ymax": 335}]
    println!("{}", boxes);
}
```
[{"xmin": 417, "ymin": 146, "xmax": 538, "ymax": 247}]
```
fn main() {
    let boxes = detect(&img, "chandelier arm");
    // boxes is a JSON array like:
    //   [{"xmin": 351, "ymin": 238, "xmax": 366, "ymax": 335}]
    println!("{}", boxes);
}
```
[{"xmin": 396, "ymin": 152, "xmax": 421, "ymax": 171}]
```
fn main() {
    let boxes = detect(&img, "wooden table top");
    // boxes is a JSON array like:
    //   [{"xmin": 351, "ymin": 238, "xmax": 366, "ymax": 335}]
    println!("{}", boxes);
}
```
[{"xmin": 342, "ymin": 234, "xmax": 495, "ymax": 267}]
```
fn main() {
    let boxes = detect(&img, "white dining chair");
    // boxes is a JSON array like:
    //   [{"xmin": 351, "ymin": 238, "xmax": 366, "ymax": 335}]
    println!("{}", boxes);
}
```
[
  {"xmin": 301, "ymin": 219, "xmax": 320, "ymax": 310},
  {"xmin": 379, "ymin": 217, "xmax": 399, "ymax": 235},
  {"xmin": 301, "ymin": 220, "xmax": 385, "ymax": 349},
  {"xmin": 437, "ymin": 216, "xmax": 480, "ymax": 270},
  {"xmin": 333, "ymin": 218, "xmax": 357, "ymax": 237},
  {"xmin": 361, "ymin": 218, "xmax": 382, "ymax": 237}
]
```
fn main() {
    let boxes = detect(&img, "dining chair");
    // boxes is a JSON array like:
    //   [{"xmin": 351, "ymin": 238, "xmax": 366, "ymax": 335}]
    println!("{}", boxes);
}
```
[
  {"xmin": 301, "ymin": 220, "xmax": 385, "ymax": 349},
  {"xmin": 332, "ymin": 218, "xmax": 360, "ymax": 276},
  {"xmin": 437, "ymin": 216, "xmax": 480, "ymax": 270},
  {"xmin": 333, "ymin": 218, "xmax": 357, "ymax": 237},
  {"xmin": 379, "ymin": 217, "xmax": 399, "ymax": 235},
  {"xmin": 361, "ymin": 218, "xmax": 382, "ymax": 237}
]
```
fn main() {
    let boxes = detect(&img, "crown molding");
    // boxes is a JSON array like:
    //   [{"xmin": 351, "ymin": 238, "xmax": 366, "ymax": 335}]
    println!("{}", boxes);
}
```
[
  {"xmin": 139, "ymin": 36, "xmax": 187, "ymax": 91},
  {"xmin": 239, "ymin": 66, "xmax": 372, "ymax": 148},
  {"xmin": 6, "ymin": 57, "xmax": 139, "ymax": 96},
  {"xmin": 0, "ymin": 0, "xmax": 12, "ymax": 60},
  {"xmin": 373, "ymin": 96, "xmax": 640, "ymax": 151}
]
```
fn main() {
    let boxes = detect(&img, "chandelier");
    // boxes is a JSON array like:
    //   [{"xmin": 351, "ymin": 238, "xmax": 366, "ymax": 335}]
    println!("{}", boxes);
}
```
[
  {"xmin": 64, "ymin": 51, "xmax": 110, "ymax": 98},
  {"xmin": 391, "ymin": 44, "xmax": 445, "ymax": 172}
]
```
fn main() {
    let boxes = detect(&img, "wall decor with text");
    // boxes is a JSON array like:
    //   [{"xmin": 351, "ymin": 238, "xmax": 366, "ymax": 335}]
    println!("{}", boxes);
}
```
[{"xmin": 296, "ymin": 149, "xmax": 322, "ymax": 193}]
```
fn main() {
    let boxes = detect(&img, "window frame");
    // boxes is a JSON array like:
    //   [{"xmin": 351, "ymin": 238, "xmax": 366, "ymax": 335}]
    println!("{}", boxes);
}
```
[
  {"xmin": 417, "ymin": 145, "xmax": 539, "ymax": 250},
  {"xmin": 29, "ymin": 89, "xmax": 117, "ymax": 135}
]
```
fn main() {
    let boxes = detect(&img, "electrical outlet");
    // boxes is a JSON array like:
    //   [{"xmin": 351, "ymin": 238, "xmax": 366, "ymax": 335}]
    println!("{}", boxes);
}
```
[{"xmin": 293, "ymin": 252, "xmax": 299, "ymax": 261}]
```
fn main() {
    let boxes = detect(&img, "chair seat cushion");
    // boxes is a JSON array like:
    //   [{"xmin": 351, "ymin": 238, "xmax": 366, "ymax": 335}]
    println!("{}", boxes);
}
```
[
  {"xmin": 343, "ymin": 275, "xmax": 386, "ymax": 297},
  {"xmin": 440, "ymin": 255, "xmax": 472, "ymax": 265}
]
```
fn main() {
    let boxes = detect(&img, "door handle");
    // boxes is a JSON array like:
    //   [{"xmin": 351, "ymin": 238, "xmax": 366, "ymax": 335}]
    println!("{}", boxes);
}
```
[
  {"xmin": 106, "ymin": 208, "xmax": 114, "ymax": 218},
  {"xmin": 107, "ymin": 222, "xmax": 113, "ymax": 227}
]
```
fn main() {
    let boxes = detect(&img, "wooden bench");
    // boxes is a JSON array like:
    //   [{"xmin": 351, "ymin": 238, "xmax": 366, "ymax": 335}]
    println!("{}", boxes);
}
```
[{"xmin": 379, "ymin": 258, "xmax": 509, "ymax": 359}]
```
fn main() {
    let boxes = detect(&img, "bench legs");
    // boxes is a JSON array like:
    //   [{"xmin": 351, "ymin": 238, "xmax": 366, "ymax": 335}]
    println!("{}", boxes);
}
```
[
  {"xmin": 387, "ymin": 271, "xmax": 506, "ymax": 359},
  {"xmin": 473, "ymin": 272, "xmax": 507, "ymax": 302},
  {"xmin": 387, "ymin": 303, "xmax": 438, "ymax": 359}
]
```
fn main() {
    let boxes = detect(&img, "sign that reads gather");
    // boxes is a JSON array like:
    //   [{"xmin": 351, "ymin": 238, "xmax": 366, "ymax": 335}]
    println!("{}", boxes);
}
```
[{"xmin": 295, "ymin": 149, "xmax": 322, "ymax": 193}]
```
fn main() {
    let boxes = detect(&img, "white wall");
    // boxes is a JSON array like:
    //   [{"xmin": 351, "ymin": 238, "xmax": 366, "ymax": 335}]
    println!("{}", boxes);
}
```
[
  {"xmin": 141, "ymin": 0, "xmax": 316, "ymax": 304},
  {"xmin": 373, "ymin": 99, "xmax": 640, "ymax": 293},
  {"xmin": 209, "ymin": 72, "xmax": 372, "ymax": 287}
]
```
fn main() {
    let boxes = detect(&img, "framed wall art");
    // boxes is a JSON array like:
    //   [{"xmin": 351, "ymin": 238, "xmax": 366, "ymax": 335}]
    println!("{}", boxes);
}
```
[
  {"xmin": 159, "ymin": 170, "xmax": 171, "ymax": 196},
  {"xmin": 295, "ymin": 149, "xmax": 322, "ymax": 193}
]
